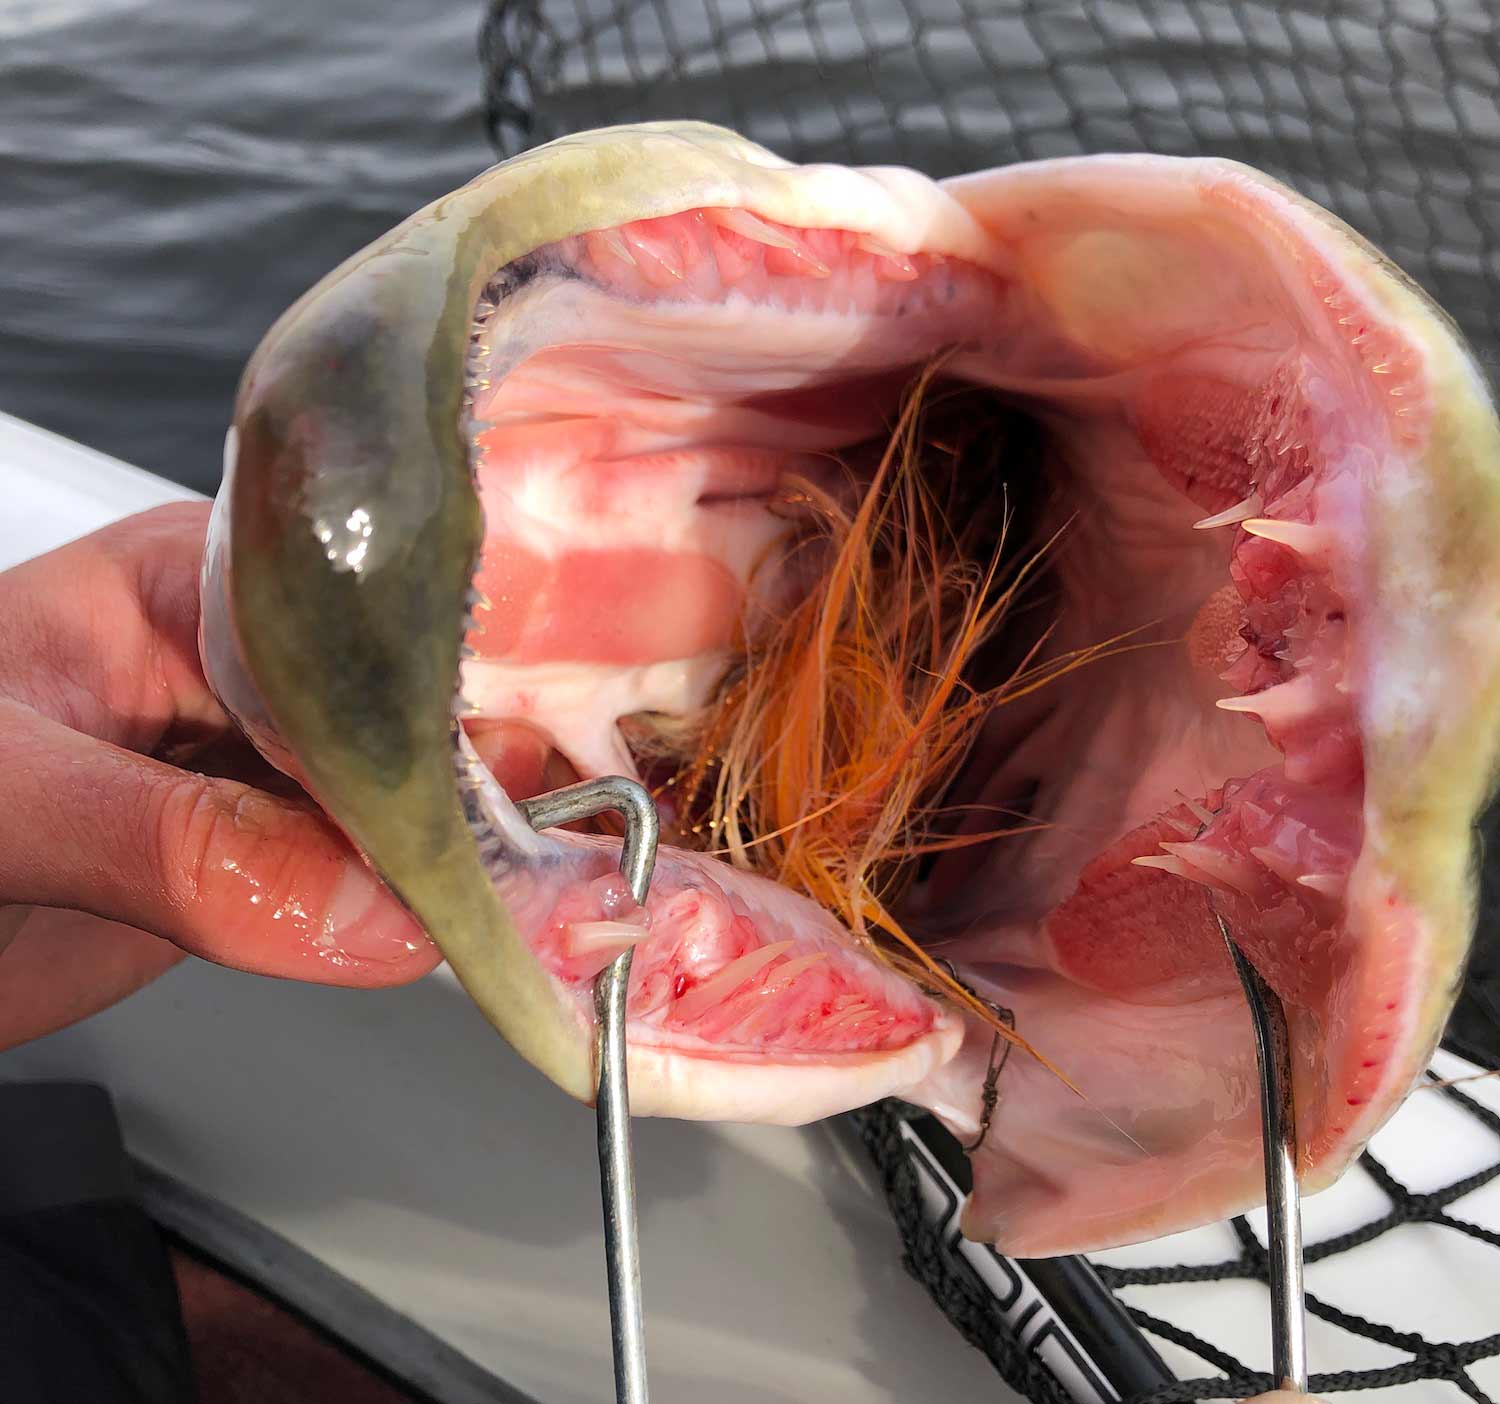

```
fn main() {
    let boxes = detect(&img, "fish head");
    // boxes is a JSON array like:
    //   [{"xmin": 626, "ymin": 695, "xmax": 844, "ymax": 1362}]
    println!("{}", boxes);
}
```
[{"xmin": 201, "ymin": 122, "xmax": 1500, "ymax": 1253}]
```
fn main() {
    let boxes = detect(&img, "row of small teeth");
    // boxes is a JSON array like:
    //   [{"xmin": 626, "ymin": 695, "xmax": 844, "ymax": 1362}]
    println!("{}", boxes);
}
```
[
  {"xmin": 462, "ymin": 288, "xmax": 501, "ymax": 403},
  {"xmin": 451, "ymin": 585, "xmax": 493, "ymax": 720},
  {"xmin": 1317, "ymin": 278, "xmax": 1422, "ymax": 423},
  {"xmin": 583, "ymin": 207, "xmax": 923, "ymax": 287}
]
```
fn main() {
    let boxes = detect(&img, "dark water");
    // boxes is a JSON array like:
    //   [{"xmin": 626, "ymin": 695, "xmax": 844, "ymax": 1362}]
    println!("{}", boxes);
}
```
[{"xmin": 0, "ymin": 0, "xmax": 496, "ymax": 494}]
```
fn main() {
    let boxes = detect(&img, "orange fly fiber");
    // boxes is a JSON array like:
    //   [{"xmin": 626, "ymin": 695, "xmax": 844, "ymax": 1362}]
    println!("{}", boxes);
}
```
[{"xmin": 664, "ymin": 361, "xmax": 1100, "ymax": 1077}]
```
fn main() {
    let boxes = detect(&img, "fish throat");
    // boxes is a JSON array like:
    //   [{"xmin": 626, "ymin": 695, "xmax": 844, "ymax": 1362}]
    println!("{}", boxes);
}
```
[{"xmin": 640, "ymin": 362, "xmax": 1112, "ymax": 1066}]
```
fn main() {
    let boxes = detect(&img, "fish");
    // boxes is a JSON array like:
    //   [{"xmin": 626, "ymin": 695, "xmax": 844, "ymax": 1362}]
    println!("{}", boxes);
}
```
[{"xmin": 199, "ymin": 121, "xmax": 1500, "ymax": 1256}]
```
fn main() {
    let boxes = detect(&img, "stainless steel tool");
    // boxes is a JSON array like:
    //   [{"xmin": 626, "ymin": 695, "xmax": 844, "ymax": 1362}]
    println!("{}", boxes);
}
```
[
  {"xmin": 520, "ymin": 776, "xmax": 660, "ymax": 1404},
  {"xmin": 1217, "ymin": 911, "xmax": 1309, "ymax": 1395}
]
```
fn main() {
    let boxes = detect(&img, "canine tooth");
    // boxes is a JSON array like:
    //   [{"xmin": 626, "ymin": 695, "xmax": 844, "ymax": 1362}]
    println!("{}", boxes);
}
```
[
  {"xmin": 1241, "ymin": 518, "xmax": 1329, "ymax": 556},
  {"xmin": 854, "ymin": 233, "xmax": 919, "ymax": 280},
  {"xmin": 854, "ymin": 232, "xmax": 899, "ymax": 259},
  {"xmin": 710, "ymin": 207, "xmax": 799, "ymax": 250},
  {"xmin": 1193, "ymin": 492, "xmax": 1262, "ymax": 529},
  {"xmin": 1162, "ymin": 816, "xmax": 1200, "ymax": 838},
  {"xmin": 670, "ymin": 941, "xmax": 793, "ymax": 1023},
  {"xmin": 1297, "ymin": 873, "xmax": 1343, "ymax": 897},
  {"xmin": 711, "ymin": 208, "xmax": 830, "ymax": 276},
  {"xmin": 1216, "ymin": 693, "xmax": 1264, "ymax": 715},
  {"xmin": 1159, "ymin": 842, "xmax": 1260, "ymax": 896},
  {"xmin": 1216, "ymin": 675, "xmax": 1316, "ymax": 728}
]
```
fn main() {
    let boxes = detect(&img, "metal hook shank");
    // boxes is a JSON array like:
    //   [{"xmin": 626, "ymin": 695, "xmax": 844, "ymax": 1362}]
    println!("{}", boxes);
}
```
[
  {"xmin": 519, "ymin": 776, "xmax": 659, "ymax": 1404},
  {"xmin": 1217, "ymin": 914, "xmax": 1308, "ymax": 1394}
]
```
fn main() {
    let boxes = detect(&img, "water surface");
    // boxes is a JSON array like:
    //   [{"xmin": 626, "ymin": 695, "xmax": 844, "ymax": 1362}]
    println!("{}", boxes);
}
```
[{"xmin": 0, "ymin": 0, "xmax": 494, "ymax": 493}]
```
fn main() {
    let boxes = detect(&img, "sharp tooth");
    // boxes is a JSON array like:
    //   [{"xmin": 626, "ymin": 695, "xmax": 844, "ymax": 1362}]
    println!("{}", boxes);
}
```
[
  {"xmin": 1216, "ymin": 674, "xmax": 1317, "ymax": 728},
  {"xmin": 760, "ymin": 951, "xmax": 828, "ymax": 993},
  {"xmin": 595, "ymin": 227, "xmax": 636, "ymax": 266},
  {"xmin": 1249, "ymin": 844, "xmax": 1300, "ymax": 884},
  {"xmin": 1241, "ymin": 518, "xmax": 1330, "ymax": 556},
  {"xmin": 622, "ymin": 226, "xmax": 685, "ymax": 281},
  {"xmin": 854, "ymin": 233, "xmax": 918, "ymax": 280},
  {"xmin": 710, "ymin": 208, "xmax": 830, "ymax": 276},
  {"xmin": 669, "ymin": 941, "xmax": 794, "ymax": 1024},
  {"xmin": 1132, "ymin": 854, "xmax": 1194, "ymax": 879},
  {"xmin": 853, "ymin": 232, "xmax": 901, "ymax": 259},
  {"xmin": 722, "ymin": 952, "xmax": 832, "ymax": 1044},
  {"xmin": 466, "ymin": 586, "xmax": 492, "ymax": 612},
  {"xmin": 1174, "ymin": 790, "xmax": 1219, "ymax": 827},
  {"xmin": 1159, "ymin": 842, "xmax": 1260, "ymax": 896},
  {"xmin": 821, "ymin": 1000, "xmax": 876, "ymax": 1033},
  {"xmin": 1216, "ymin": 693, "xmax": 1264, "ymax": 714},
  {"xmin": 1193, "ymin": 492, "xmax": 1262, "ymax": 530},
  {"xmin": 1297, "ymin": 872, "xmax": 1343, "ymax": 897},
  {"xmin": 709, "ymin": 207, "xmax": 799, "ymax": 249}
]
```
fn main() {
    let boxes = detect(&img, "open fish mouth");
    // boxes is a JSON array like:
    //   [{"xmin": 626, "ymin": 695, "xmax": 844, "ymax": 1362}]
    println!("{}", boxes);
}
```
[{"xmin": 201, "ymin": 122, "xmax": 1500, "ymax": 1256}]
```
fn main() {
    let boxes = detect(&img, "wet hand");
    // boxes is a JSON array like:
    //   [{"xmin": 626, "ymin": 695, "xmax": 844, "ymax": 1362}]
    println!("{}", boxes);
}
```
[{"xmin": 0, "ymin": 503, "xmax": 441, "ymax": 1048}]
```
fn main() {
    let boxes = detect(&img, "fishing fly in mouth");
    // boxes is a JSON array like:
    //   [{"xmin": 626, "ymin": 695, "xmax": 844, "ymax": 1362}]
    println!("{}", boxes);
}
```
[{"xmin": 200, "ymin": 121, "xmax": 1500, "ymax": 1259}]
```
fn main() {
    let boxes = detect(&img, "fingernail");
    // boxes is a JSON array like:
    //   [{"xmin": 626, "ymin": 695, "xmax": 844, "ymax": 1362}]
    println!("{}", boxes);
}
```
[{"xmin": 322, "ymin": 860, "xmax": 431, "ymax": 963}]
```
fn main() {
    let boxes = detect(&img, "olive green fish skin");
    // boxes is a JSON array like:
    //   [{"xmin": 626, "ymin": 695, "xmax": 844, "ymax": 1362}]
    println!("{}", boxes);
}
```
[
  {"xmin": 222, "ymin": 181, "xmax": 583, "ymax": 1085},
  {"xmin": 221, "ymin": 127, "xmax": 761, "ymax": 1098},
  {"xmin": 215, "ymin": 122, "xmax": 816, "ymax": 1101}
]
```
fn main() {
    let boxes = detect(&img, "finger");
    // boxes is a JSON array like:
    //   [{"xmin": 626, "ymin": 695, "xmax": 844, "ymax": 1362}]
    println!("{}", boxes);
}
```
[
  {"xmin": 0, "ymin": 700, "xmax": 441, "ymax": 986},
  {"xmin": 0, "ymin": 501, "xmax": 219, "ymax": 749},
  {"xmin": 0, "ymin": 908, "xmax": 184, "ymax": 1050}
]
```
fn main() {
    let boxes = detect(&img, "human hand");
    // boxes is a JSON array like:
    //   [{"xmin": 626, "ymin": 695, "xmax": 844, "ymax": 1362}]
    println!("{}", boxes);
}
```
[{"xmin": 0, "ymin": 502, "xmax": 441, "ymax": 1048}]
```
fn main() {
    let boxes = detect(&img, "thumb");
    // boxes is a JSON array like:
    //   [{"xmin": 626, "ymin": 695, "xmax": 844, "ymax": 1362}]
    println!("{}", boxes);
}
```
[{"xmin": 0, "ymin": 701, "xmax": 439, "ymax": 985}]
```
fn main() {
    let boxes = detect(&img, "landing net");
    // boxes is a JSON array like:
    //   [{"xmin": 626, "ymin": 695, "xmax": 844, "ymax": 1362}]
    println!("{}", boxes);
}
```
[{"xmin": 477, "ymin": 3, "xmax": 1500, "ymax": 1397}]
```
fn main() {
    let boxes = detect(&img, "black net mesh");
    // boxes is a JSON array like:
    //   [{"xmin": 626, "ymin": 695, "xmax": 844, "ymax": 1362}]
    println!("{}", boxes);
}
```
[
  {"xmin": 476, "ymin": 2, "xmax": 1500, "ymax": 1397},
  {"xmin": 480, "ymin": 0, "xmax": 1500, "ymax": 382},
  {"xmin": 854, "ymin": 1072, "xmax": 1500, "ymax": 1401}
]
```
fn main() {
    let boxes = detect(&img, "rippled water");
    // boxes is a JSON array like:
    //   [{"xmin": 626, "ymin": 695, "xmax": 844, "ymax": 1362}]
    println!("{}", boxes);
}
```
[
  {"xmin": 0, "ymin": 0, "xmax": 495, "ymax": 493},
  {"xmin": 6, "ymin": 0, "xmax": 1497, "ymax": 499}
]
